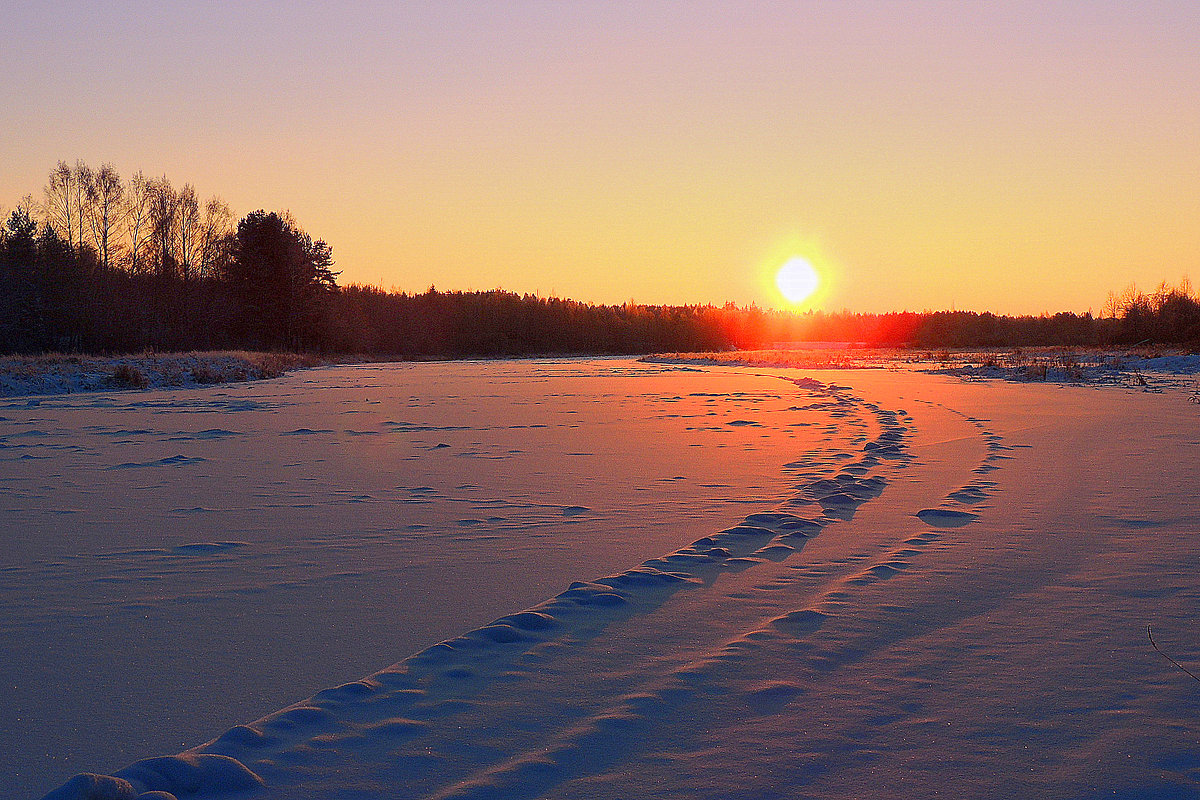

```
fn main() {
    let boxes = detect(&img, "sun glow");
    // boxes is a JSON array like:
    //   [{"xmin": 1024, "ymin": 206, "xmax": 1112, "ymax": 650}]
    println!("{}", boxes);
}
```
[{"xmin": 775, "ymin": 257, "xmax": 821, "ymax": 305}]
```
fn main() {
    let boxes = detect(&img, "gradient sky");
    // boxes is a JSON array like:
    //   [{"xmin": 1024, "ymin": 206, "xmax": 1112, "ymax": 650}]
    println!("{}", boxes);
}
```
[{"xmin": 3, "ymin": 1, "xmax": 1198, "ymax": 314}]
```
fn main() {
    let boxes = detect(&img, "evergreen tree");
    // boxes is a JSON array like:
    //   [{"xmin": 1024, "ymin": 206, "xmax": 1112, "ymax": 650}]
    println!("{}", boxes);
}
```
[
  {"xmin": 225, "ymin": 211, "xmax": 339, "ymax": 349},
  {"xmin": 0, "ymin": 208, "xmax": 40, "ymax": 350}
]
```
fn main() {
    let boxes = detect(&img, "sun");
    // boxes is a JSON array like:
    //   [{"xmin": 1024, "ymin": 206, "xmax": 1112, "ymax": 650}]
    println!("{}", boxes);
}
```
[{"xmin": 775, "ymin": 256, "xmax": 820, "ymax": 305}]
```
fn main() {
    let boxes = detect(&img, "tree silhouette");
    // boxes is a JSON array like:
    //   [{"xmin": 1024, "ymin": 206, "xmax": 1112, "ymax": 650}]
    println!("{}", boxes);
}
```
[
  {"xmin": 86, "ymin": 163, "xmax": 124, "ymax": 272},
  {"xmin": 225, "ymin": 211, "xmax": 339, "ymax": 349},
  {"xmin": 42, "ymin": 161, "xmax": 79, "ymax": 250},
  {"xmin": 8, "ymin": 158, "xmax": 1200, "ymax": 358},
  {"xmin": 0, "ymin": 207, "xmax": 39, "ymax": 350},
  {"xmin": 124, "ymin": 171, "xmax": 153, "ymax": 275},
  {"xmin": 147, "ymin": 176, "xmax": 178, "ymax": 279}
]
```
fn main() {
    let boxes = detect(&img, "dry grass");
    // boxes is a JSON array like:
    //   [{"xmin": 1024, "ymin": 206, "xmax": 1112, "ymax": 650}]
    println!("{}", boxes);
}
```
[
  {"xmin": 242, "ymin": 351, "xmax": 328, "ymax": 378},
  {"xmin": 111, "ymin": 363, "xmax": 150, "ymax": 389},
  {"xmin": 645, "ymin": 346, "xmax": 1197, "ymax": 387},
  {"xmin": 646, "ymin": 348, "xmax": 893, "ymax": 370},
  {"xmin": 900, "ymin": 347, "xmax": 1135, "ymax": 383},
  {"xmin": 0, "ymin": 350, "xmax": 334, "ymax": 397}
]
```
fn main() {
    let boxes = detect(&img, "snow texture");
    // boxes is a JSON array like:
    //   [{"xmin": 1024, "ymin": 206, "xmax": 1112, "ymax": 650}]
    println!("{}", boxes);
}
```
[
  {"xmin": 0, "ymin": 353, "xmax": 315, "ymax": 398},
  {"xmin": 9, "ymin": 358, "xmax": 1200, "ymax": 799}
]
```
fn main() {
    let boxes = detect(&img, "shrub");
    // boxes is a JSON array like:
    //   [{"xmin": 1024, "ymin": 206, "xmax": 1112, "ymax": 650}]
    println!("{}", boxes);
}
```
[
  {"xmin": 1021, "ymin": 362, "xmax": 1048, "ymax": 381},
  {"xmin": 189, "ymin": 364, "xmax": 225, "ymax": 384},
  {"xmin": 112, "ymin": 363, "xmax": 149, "ymax": 389}
]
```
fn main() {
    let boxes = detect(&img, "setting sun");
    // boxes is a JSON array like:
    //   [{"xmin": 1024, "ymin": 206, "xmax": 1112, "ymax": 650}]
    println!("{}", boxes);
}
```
[{"xmin": 775, "ymin": 257, "xmax": 821, "ymax": 305}]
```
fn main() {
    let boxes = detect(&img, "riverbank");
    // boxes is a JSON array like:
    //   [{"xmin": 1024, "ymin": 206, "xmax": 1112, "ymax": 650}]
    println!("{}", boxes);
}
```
[{"xmin": 0, "ymin": 352, "xmax": 328, "ymax": 397}]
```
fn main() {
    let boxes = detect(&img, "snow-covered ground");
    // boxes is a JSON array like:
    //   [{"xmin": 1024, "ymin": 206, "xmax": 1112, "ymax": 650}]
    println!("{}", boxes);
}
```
[
  {"xmin": 647, "ymin": 347, "xmax": 1200, "ymax": 391},
  {"xmin": 0, "ymin": 352, "xmax": 323, "ymax": 398},
  {"xmin": 3, "ymin": 359, "xmax": 811, "ymax": 798},
  {"xmin": 9, "ymin": 358, "xmax": 1200, "ymax": 799}
]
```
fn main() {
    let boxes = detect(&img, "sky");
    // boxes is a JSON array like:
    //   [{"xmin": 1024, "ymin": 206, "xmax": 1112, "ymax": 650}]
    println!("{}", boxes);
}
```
[{"xmin": 3, "ymin": 0, "xmax": 1198, "ymax": 314}]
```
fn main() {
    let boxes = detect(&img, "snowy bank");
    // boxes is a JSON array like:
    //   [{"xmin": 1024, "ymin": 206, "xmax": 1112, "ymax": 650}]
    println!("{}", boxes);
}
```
[
  {"xmin": 646, "ymin": 347, "xmax": 1200, "ymax": 391},
  {"xmin": 0, "ymin": 352, "xmax": 326, "ymax": 397}
]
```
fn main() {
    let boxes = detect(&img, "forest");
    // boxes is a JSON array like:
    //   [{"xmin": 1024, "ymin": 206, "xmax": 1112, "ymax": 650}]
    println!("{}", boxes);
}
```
[{"xmin": 3, "ymin": 160, "xmax": 1199, "ymax": 357}]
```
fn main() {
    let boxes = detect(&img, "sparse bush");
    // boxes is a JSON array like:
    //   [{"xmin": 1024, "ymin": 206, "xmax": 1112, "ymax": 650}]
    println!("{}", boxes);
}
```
[
  {"xmin": 112, "ymin": 363, "xmax": 149, "ymax": 389},
  {"xmin": 254, "ymin": 353, "xmax": 294, "ymax": 378},
  {"xmin": 1021, "ymin": 362, "xmax": 1048, "ymax": 381},
  {"xmin": 189, "ymin": 364, "xmax": 225, "ymax": 384},
  {"xmin": 246, "ymin": 351, "xmax": 324, "ymax": 378},
  {"xmin": 160, "ymin": 362, "xmax": 187, "ymax": 385},
  {"xmin": 1054, "ymin": 350, "xmax": 1085, "ymax": 382}
]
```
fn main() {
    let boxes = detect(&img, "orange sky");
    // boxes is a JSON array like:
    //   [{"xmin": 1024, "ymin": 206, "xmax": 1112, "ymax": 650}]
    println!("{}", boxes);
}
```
[{"xmin": 3, "ymin": 2, "xmax": 1198, "ymax": 314}]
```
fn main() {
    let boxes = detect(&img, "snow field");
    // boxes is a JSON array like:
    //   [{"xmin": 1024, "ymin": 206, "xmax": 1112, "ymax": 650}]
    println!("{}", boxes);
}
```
[
  {"xmin": 12, "ymin": 361, "xmax": 1200, "ymax": 798},
  {"xmin": 3, "ymin": 360, "xmax": 821, "ymax": 797}
]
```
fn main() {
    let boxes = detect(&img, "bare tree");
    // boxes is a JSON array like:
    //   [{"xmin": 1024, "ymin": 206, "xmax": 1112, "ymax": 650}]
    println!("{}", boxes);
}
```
[
  {"xmin": 176, "ymin": 184, "xmax": 200, "ymax": 280},
  {"xmin": 124, "ymin": 171, "xmax": 153, "ymax": 274},
  {"xmin": 147, "ymin": 176, "xmax": 178, "ymax": 278},
  {"xmin": 71, "ymin": 160, "xmax": 93, "ymax": 252},
  {"xmin": 43, "ymin": 161, "xmax": 77, "ymax": 247},
  {"xmin": 86, "ymin": 163, "xmax": 124, "ymax": 271},
  {"xmin": 16, "ymin": 194, "xmax": 36, "ymax": 219},
  {"xmin": 197, "ymin": 196, "xmax": 234, "ymax": 279}
]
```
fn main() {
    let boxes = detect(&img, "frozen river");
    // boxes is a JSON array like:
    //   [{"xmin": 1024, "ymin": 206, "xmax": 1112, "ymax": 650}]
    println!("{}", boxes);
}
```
[
  {"xmin": 9, "ymin": 358, "xmax": 1200, "ymax": 799},
  {"xmin": 2, "ymin": 359, "xmax": 813, "ymax": 798}
]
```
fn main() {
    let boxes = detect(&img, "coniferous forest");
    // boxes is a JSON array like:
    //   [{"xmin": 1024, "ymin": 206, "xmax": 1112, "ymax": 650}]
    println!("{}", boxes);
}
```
[{"xmin": 3, "ymin": 160, "xmax": 1199, "ymax": 357}]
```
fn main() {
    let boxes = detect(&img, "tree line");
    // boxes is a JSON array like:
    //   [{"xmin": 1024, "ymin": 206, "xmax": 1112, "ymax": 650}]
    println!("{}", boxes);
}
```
[
  {"xmin": 32, "ymin": 160, "xmax": 235, "ymax": 280},
  {"xmin": 733, "ymin": 281, "xmax": 1200, "ymax": 348},
  {"xmin": 2, "ymin": 160, "xmax": 1198, "ymax": 356},
  {"xmin": 1, "ymin": 161, "xmax": 338, "ymax": 353}
]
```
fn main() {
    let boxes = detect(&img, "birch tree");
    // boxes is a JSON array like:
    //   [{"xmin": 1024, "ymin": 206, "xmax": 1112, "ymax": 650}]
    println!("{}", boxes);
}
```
[
  {"xmin": 43, "ymin": 161, "xmax": 77, "ymax": 247},
  {"xmin": 71, "ymin": 160, "xmax": 93, "ymax": 252},
  {"xmin": 86, "ymin": 163, "xmax": 124, "ymax": 271},
  {"xmin": 197, "ymin": 196, "xmax": 234, "ymax": 278},
  {"xmin": 147, "ymin": 176, "xmax": 178, "ymax": 278},
  {"xmin": 176, "ymin": 183, "xmax": 200, "ymax": 280},
  {"xmin": 124, "ymin": 171, "xmax": 152, "ymax": 274}
]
